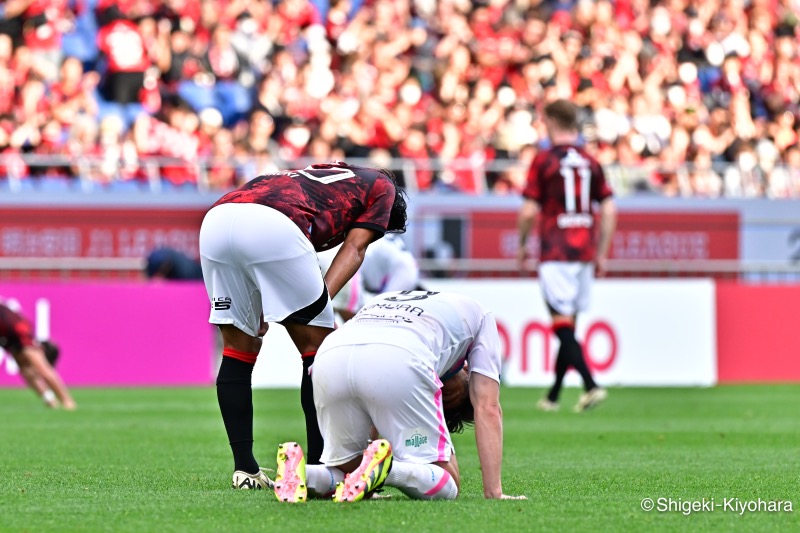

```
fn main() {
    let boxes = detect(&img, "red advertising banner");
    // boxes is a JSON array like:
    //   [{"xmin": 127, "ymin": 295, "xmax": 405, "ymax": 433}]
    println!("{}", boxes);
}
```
[
  {"xmin": 470, "ymin": 210, "xmax": 740, "ymax": 260},
  {"xmin": 0, "ymin": 207, "xmax": 206, "ymax": 259},
  {"xmin": 0, "ymin": 206, "xmax": 740, "ymax": 262},
  {"xmin": 716, "ymin": 282, "xmax": 800, "ymax": 383}
]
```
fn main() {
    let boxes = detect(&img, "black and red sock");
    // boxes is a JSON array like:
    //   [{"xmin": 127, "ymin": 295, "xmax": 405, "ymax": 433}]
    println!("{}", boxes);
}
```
[
  {"xmin": 216, "ymin": 349, "xmax": 259, "ymax": 474},
  {"xmin": 301, "ymin": 351, "xmax": 324, "ymax": 465},
  {"xmin": 547, "ymin": 324, "xmax": 597, "ymax": 402}
]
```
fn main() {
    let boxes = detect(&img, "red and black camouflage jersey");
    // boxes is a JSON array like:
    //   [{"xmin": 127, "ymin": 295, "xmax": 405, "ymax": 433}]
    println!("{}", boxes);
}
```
[
  {"xmin": 0, "ymin": 304, "xmax": 35, "ymax": 353},
  {"xmin": 213, "ymin": 163, "xmax": 397, "ymax": 251},
  {"xmin": 522, "ymin": 144, "xmax": 613, "ymax": 262}
]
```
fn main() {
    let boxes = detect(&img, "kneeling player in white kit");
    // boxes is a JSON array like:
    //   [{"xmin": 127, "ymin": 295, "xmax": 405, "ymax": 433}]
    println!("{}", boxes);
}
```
[{"xmin": 271, "ymin": 291, "xmax": 526, "ymax": 502}]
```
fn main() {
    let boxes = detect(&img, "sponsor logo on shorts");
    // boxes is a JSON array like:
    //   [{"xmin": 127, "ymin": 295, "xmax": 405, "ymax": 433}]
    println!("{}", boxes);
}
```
[
  {"xmin": 405, "ymin": 433, "xmax": 428, "ymax": 448},
  {"xmin": 213, "ymin": 297, "xmax": 232, "ymax": 310}
]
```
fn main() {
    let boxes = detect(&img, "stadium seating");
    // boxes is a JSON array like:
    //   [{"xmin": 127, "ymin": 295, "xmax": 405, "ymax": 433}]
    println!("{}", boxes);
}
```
[{"xmin": 0, "ymin": 0, "xmax": 798, "ymax": 197}]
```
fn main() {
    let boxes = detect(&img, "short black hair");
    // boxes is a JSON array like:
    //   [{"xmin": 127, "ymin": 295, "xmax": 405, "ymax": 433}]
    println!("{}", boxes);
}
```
[
  {"xmin": 41, "ymin": 341, "xmax": 59, "ymax": 367},
  {"xmin": 378, "ymin": 168, "xmax": 408, "ymax": 234},
  {"xmin": 443, "ymin": 378, "xmax": 475, "ymax": 434}
]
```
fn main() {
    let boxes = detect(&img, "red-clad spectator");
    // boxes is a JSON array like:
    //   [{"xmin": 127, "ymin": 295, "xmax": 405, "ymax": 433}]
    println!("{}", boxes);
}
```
[
  {"xmin": 176, "ymin": 22, "xmax": 253, "ymax": 126},
  {"xmin": 397, "ymin": 126, "xmax": 433, "ymax": 190},
  {"xmin": 206, "ymin": 127, "xmax": 236, "ymax": 190},
  {"xmin": 275, "ymin": 0, "xmax": 320, "ymax": 45},
  {"xmin": 16, "ymin": 75, "xmax": 49, "ymax": 125},
  {"xmin": 96, "ymin": 5, "xmax": 150, "ymax": 104},
  {"xmin": 159, "ymin": 18, "xmax": 202, "ymax": 90},
  {"xmin": 33, "ymin": 119, "xmax": 70, "ymax": 177},
  {"xmin": 21, "ymin": 0, "xmax": 73, "ymax": 78},
  {"xmin": 66, "ymin": 114, "xmax": 101, "ymax": 160},
  {"xmin": 91, "ymin": 114, "xmax": 140, "ymax": 183},
  {"xmin": 196, "ymin": 107, "xmax": 222, "ymax": 157},
  {"xmin": 133, "ymin": 97, "xmax": 199, "ymax": 186},
  {"xmin": 0, "ymin": 114, "xmax": 28, "ymax": 179},
  {"xmin": 244, "ymin": 109, "xmax": 276, "ymax": 155},
  {"xmin": 51, "ymin": 56, "xmax": 98, "ymax": 127},
  {"xmin": 137, "ymin": 15, "xmax": 171, "ymax": 74},
  {"xmin": 277, "ymin": 120, "xmax": 311, "ymax": 161}
]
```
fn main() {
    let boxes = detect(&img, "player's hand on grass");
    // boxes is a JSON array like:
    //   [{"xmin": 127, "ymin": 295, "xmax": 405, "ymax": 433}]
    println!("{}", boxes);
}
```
[{"xmin": 485, "ymin": 491, "xmax": 528, "ymax": 500}]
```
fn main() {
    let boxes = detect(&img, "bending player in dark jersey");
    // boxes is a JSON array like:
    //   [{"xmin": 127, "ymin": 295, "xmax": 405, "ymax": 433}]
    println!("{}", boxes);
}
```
[
  {"xmin": 0, "ymin": 303, "xmax": 76, "ymax": 409},
  {"xmin": 517, "ymin": 100, "xmax": 617, "ymax": 413},
  {"xmin": 200, "ymin": 161, "xmax": 407, "ymax": 489}
]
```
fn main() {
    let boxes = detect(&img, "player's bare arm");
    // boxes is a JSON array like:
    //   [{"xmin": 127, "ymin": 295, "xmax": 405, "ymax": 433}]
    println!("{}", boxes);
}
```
[
  {"xmin": 324, "ymin": 227, "xmax": 378, "ymax": 299},
  {"xmin": 14, "ymin": 346, "xmax": 77, "ymax": 409},
  {"xmin": 595, "ymin": 198, "xmax": 617, "ymax": 277},
  {"xmin": 12, "ymin": 348, "xmax": 58, "ymax": 407},
  {"xmin": 470, "ymin": 372, "xmax": 525, "ymax": 499},
  {"xmin": 24, "ymin": 346, "xmax": 77, "ymax": 410},
  {"xmin": 517, "ymin": 199, "xmax": 540, "ymax": 270}
]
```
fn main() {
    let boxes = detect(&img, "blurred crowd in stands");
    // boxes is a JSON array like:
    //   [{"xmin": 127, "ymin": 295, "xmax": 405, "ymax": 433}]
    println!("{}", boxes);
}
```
[{"xmin": 0, "ymin": 0, "xmax": 799, "ymax": 197}]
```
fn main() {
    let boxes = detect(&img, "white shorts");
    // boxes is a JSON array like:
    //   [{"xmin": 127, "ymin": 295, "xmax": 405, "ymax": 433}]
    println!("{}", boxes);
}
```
[
  {"xmin": 199, "ymin": 203, "xmax": 334, "ymax": 336},
  {"xmin": 313, "ymin": 343, "xmax": 453, "ymax": 466},
  {"xmin": 538, "ymin": 261, "xmax": 594, "ymax": 317}
]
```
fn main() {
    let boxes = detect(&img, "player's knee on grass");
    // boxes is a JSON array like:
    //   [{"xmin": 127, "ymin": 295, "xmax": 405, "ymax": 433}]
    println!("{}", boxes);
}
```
[
  {"xmin": 386, "ymin": 462, "xmax": 459, "ymax": 500},
  {"xmin": 437, "ymin": 456, "xmax": 461, "ymax": 492}
]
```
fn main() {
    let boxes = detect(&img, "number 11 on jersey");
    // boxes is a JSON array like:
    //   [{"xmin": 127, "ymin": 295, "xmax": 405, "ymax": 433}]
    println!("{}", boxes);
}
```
[{"xmin": 558, "ymin": 149, "xmax": 593, "ymax": 229}]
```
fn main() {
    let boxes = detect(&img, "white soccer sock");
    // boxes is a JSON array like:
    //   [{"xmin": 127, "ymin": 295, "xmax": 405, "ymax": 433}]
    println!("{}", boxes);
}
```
[
  {"xmin": 385, "ymin": 461, "xmax": 458, "ymax": 500},
  {"xmin": 305, "ymin": 465, "xmax": 344, "ymax": 497}
]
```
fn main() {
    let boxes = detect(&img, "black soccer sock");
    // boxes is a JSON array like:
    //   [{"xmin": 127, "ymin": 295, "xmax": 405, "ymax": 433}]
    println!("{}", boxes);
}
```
[
  {"xmin": 554, "ymin": 325, "xmax": 597, "ymax": 392},
  {"xmin": 547, "ymin": 348, "xmax": 571, "ymax": 402},
  {"xmin": 216, "ymin": 354, "xmax": 259, "ymax": 474},
  {"xmin": 301, "ymin": 354, "xmax": 324, "ymax": 465}
]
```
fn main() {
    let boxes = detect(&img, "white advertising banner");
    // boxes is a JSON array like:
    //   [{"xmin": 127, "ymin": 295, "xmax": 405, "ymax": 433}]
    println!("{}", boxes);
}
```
[
  {"xmin": 425, "ymin": 279, "xmax": 718, "ymax": 387},
  {"xmin": 252, "ymin": 279, "xmax": 717, "ymax": 388}
]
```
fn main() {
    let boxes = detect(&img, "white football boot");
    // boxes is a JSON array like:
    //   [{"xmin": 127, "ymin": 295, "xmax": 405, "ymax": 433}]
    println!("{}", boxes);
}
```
[
  {"xmin": 574, "ymin": 387, "xmax": 608, "ymax": 413},
  {"xmin": 232, "ymin": 469, "xmax": 274, "ymax": 490}
]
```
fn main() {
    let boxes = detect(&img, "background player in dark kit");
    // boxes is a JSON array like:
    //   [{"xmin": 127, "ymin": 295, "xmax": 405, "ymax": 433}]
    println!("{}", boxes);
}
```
[
  {"xmin": 0, "ymin": 303, "xmax": 76, "ymax": 410},
  {"xmin": 517, "ymin": 100, "xmax": 617, "ymax": 413}
]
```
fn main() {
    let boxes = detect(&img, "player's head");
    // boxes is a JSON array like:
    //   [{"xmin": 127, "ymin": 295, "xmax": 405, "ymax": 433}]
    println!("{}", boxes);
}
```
[
  {"xmin": 377, "ymin": 168, "xmax": 408, "ymax": 234},
  {"xmin": 543, "ymin": 99, "xmax": 579, "ymax": 136},
  {"xmin": 441, "ymin": 368, "xmax": 475, "ymax": 434},
  {"xmin": 41, "ymin": 341, "xmax": 60, "ymax": 367}
]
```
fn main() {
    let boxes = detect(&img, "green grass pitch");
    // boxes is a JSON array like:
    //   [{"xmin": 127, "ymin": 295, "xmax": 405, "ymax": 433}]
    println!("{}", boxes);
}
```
[{"xmin": 1, "ymin": 386, "xmax": 798, "ymax": 532}]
